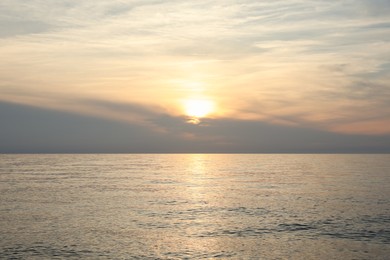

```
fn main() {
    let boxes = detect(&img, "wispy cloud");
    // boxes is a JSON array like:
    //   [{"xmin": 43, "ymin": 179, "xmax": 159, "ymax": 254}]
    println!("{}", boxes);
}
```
[{"xmin": 0, "ymin": 0, "xmax": 389, "ymax": 136}]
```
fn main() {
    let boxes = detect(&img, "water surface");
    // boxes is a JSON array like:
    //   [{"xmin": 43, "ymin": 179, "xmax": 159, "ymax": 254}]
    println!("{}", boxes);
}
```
[{"xmin": 0, "ymin": 154, "xmax": 389, "ymax": 259}]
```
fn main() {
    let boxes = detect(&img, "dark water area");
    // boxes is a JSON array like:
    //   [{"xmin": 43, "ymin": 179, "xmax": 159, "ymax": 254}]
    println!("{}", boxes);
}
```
[{"xmin": 0, "ymin": 154, "xmax": 389, "ymax": 259}]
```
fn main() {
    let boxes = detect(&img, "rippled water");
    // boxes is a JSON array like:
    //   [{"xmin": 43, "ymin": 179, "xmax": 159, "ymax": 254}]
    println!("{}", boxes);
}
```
[{"xmin": 0, "ymin": 154, "xmax": 389, "ymax": 259}]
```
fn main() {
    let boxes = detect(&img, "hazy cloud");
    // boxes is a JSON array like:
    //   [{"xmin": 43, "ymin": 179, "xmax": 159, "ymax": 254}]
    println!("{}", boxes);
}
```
[{"xmin": 1, "ymin": 101, "xmax": 389, "ymax": 153}]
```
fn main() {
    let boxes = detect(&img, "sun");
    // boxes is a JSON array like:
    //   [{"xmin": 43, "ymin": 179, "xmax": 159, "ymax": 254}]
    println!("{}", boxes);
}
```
[{"xmin": 184, "ymin": 99, "xmax": 214, "ymax": 118}]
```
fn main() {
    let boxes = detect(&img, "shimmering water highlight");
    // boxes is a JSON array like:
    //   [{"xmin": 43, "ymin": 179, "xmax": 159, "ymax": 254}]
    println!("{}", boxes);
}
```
[{"xmin": 0, "ymin": 154, "xmax": 389, "ymax": 259}]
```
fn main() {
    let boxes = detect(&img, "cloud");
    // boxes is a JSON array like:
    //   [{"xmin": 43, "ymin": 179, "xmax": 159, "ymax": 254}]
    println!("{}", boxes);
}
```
[
  {"xmin": 0, "ymin": 0, "xmax": 389, "ymax": 138},
  {"xmin": 1, "ymin": 101, "xmax": 389, "ymax": 153}
]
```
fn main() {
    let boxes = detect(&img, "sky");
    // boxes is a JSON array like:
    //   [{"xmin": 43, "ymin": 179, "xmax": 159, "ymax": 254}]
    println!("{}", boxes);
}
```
[{"xmin": 0, "ymin": 0, "xmax": 389, "ymax": 153}]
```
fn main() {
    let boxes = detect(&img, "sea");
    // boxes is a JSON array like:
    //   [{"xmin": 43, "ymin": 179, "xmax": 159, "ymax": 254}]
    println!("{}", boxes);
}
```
[{"xmin": 0, "ymin": 154, "xmax": 389, "ymax": 259}]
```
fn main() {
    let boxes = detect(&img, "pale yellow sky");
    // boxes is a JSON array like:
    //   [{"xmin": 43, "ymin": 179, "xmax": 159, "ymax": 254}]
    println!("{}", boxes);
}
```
[{"xmin": 0, "ymin": 0, "xmax": 389, "ymax": 135}]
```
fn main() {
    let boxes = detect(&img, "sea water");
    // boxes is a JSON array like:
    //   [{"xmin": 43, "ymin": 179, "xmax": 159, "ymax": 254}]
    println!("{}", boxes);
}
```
[{"xmin": 0, "ymin": 154, "xmax": 389, "ymax": 259}]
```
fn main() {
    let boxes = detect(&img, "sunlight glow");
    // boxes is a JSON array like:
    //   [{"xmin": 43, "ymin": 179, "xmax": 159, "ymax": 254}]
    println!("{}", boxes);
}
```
[{"xmin": 184, "ymin": 99, "xmax": 214, "ymax": 118}]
